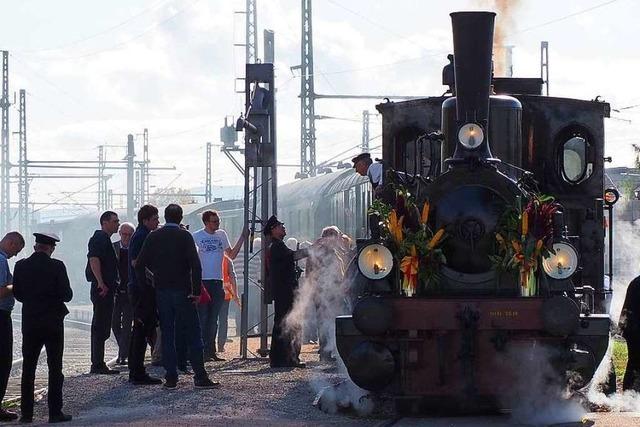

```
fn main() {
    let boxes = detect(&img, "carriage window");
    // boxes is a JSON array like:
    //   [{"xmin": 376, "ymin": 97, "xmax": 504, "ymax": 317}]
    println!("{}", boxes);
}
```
[{"xmin": 562, "ymin": 135, "xmax": 591, "ymax": 183}]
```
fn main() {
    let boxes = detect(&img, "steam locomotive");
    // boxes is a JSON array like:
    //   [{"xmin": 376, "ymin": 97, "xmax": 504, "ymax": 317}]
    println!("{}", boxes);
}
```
[{"xmin": 336, "ymin": 11, "xmax": 616, "ymax": 412}]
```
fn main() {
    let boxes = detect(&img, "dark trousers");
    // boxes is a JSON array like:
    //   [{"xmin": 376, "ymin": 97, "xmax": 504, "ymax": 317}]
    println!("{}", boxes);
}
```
[
  {"xmin": 0, "ymin": 310, "xmax": 12, "ymax": 404},
  {"xmin": 218, "ymin": 300, "xmax": 230, "ymax": 350},
  {"xmin": 197, "ymin": 280, "xmax": 225, "ymax": 356},
  {"xmin": 112, "ymin": 291, "xmax": 133, "ymax": 361},
  {"xmin": 270, "ymin": 291, "xmax": 300, "ymax": 367},
  {"xmin": 90, "ymin": 284, "xmax": 115, "ymax": 368},
  {"xmin": 21, "ymin": 320, "xmax": 64, "ymax": 418},
  {"xmin": 156, "ymin": 288, "xmax": 207, "ymax": 380},
  {"xmin": 624, "ymin": 338, "xmax": 640, "ymax": 391},
  {"xmin": 128, "ymin": 285, "xmax": 156, "ymax": 379}
]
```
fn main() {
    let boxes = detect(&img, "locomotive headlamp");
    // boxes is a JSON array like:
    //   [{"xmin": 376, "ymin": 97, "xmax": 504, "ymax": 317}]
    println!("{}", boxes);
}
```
[
  {"xmin": 604, "ymin": 188, "xmax": 619, "ymax": 206},
  {"xmin": 458, "ymin": 123, "xmax": 484, "ymax": 149},
  {"xmin": 542, "ymin": 242, "xmax": 579, "ymax": 280},
  {"xmin": 358, "ymin": 244, "xmax": 393, "ymax": 280}
]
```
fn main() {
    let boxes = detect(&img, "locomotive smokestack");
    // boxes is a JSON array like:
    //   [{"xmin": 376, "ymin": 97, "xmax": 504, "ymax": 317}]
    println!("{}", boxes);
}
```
[{"xmin": 449, "ymin": 11, "xmax": 496, "ymax": 162}]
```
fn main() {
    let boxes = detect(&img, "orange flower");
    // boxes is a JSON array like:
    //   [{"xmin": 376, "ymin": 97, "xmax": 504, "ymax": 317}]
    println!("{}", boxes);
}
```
[
  {"xmin": 427, "ymin": 229, "xmax": 445, "ymax": 250},
  {"xmin": 420, "ymin": 201, "xmax": 430, "ymax": 225},
  {"xmin": 521, "ymin": 211, "xmax": 529, "ymax": 237},
  {"xmin": 389, "ymin": 209, "xmax": 404, "ymax": 243}
]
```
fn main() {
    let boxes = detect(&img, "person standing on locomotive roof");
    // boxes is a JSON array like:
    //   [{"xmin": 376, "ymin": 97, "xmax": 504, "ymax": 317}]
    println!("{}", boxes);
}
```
[
  {"xmin": 0, "ymin": 232, "xmax": 25, "ymax": 422},
  {"xmin": 86, "ymin": 211, "xmax": 121, "ymax": 375},
  {"xmin": 193, "ymin": 210, "xmax": 247, "ymax": 362},
  {"xmin": 352, "ymin": 152, "xmax": 383, "ymax": 192},
  {"xmin": 13, "ymin": 233, "xmax": 73, "ymax": 424},
  {"xmin": 620, "ymin": 275, "xmax": 640, "ymax": 391},
  {"xmin": 265, "ymin": 215, "xmax": 309, "ymax": 368},
  {"xmin": 111, "ymin": 222, "xmax": 134, "ymax": 366}
]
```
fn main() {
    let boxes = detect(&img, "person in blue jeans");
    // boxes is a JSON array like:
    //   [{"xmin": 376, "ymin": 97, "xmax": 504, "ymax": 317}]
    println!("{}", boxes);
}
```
[
  {"xmin": 134, "ymin": 204, "xmax": 218, "ymax": 389},
  {"xmin": 192, "ymin": 210, "xmax": 247, "ymax": 361}
]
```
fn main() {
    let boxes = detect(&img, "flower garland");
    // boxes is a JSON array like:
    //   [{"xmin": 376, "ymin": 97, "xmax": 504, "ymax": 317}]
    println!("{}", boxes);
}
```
[
  {"xmin": 369, "ymin": 189, "xmax": 446, "ymax": 296},
  {"xmin": 491, "ymin": 194, "xmax": 560, "ymax": 296}
]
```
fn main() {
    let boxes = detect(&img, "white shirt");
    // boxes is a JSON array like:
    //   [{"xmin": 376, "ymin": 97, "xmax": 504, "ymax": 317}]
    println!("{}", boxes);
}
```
[
  {"xmin": 367, "ymin": 162, "xmax": 383, "ymax": 186},
  {"xmin": 192, "ymin": 228, "xmax": 231, "ymax": 280}
]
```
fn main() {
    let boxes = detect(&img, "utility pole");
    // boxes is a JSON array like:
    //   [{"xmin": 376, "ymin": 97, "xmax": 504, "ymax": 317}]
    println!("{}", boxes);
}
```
[
  {"xmin": 127, "ymin": 134, "xmax": 135, "ymax": 221},
  {"xmin": 98, "ymin": 145, "xmax": 107, "ymax": 210},
  {"xmin": 361, "ymin": 110, "xmax": 370, "ymax": 152},
  {"xmin": 540, "ymin": 41, "xmax": 549, "ymax": 96},
  {"xmin": 246, "ymin": 0, "xmax": 258, "ymax": 64},
  {"xmin": 1, "ymin": 51, "xmax": 10, "ymax": 233},
  {"xmin": 205, "ymin": 142, "xmax": 212, "ymax": 203},
  {"xmin": 143, "ymin": 128, "xmax": 149, "ymax": 204},
  {"xmin": 18, "ymin": 89, "xmax": 28, "ymax": 234},
  {"xmin": 297, "ymin": 0, "xmax": 316, "ymax": 178}
]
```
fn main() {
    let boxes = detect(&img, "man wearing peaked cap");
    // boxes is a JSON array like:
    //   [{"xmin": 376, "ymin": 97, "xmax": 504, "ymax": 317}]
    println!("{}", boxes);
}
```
[
  {"xmin": 263, "ymin": 215, "xmax": 310, "ymax": 368},
  {"xmin": 352, "ymin": 152, "xmax": 383, "ymax": 194},
  {"xmin": 12, "ymin": 232, "xmax": 73, "ymax": 423}
]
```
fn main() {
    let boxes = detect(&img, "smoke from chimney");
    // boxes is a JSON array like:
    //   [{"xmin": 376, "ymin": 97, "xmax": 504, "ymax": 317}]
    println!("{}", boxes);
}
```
[{"xmin": 476, "ymin": 0, "xmax": 522, "ymax": 76}]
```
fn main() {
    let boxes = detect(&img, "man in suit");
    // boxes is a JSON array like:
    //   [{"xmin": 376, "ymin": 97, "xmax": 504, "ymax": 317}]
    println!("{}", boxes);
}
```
[
  {"xmin": 264, "ymin": 216, "xmax": 309, "ymax": 368},
  {"xmin": 621, "ymin": 275, "xmax": 640, "ymax": 391},
  {"xmin": 13, "ymin": 233, "xmax": 73, "ymax": 424},
  {"xmin": 86, "ymin": 211, "xmax": 121, "ymax": 374},
  {"xmin": 112, "ymin": 222, "xmax": 134, "ymax": 365},
  {"xmin": 0, "ymin": 232, "xmax": 25, "ymax": 422},
  {"xmin": 135, "ymin": 204, "xmax": 218, "ymax": 389}
]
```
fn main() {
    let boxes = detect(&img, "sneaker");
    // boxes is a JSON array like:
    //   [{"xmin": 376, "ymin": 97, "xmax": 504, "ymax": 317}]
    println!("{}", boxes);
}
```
[
  {"xmin": 0, "ymin": 409, "xmax": 19, "ymax": 422},
  {"xmin": 49, "ymin": 412, "xmax": 72, "ymax": 423},
  {"xmin": 194, "ymin": 377, "xmax": 221, "ymax": 389},
  {"xmin": 90, "ymin": 365, "xmax": 120, "ymax": 375},
  {"xmin": 131, "ymin": 375, "xmax": 163, "ymax": 385},
  {"xmin": 116, "ymin": 358, "xmax": 128, "ymax": 365},
  {"xmin": 164, "ymin": 377, "xmax": 178, "ymax": 389}
]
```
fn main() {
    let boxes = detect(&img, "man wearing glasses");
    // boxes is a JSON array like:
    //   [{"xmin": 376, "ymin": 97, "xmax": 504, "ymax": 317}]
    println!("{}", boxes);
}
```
[
  {"xmin": 193, "ymin": 210, "xmax": 247, "ymax": 361},
  {"xmin": 86, "ymin": 211, "xmax": 121, "ymax": 375}
]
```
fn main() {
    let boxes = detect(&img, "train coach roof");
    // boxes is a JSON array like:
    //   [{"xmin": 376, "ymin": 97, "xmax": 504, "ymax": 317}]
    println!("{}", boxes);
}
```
[{"xmin": 279, "ymin": 169, "xmax": 368, "ymax": 205}]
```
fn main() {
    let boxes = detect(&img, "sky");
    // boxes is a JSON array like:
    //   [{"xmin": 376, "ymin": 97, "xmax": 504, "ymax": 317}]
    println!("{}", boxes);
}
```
[{"xmin": 1, "ymin": 0, "xmax": 639, "ymax": 218}]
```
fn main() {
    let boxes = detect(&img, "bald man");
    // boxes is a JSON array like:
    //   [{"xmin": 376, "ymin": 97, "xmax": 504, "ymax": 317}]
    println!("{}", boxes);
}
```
[
  {"xmin": 0, "ymin": 232, "xmax": 25, "ymax": 422},
  {"xmin": 112, "ymin": 222, "xmax": 135, "ymax": 365}
]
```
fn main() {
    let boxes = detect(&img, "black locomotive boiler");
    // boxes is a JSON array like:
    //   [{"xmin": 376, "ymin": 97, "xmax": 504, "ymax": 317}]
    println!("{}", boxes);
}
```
[{"xmin": 336, "ymin": 11, "xmax": 614, "ymax": 412}]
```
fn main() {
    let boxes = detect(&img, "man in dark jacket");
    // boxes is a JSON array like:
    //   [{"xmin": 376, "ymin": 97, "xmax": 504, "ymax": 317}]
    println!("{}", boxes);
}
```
[
  {"xmin": 86, "ymin": 211, "xmax": 120, "ymax": 374},
  {"xmin": 127, "ymin": 205, "xmax": 162, "ymax": 385},
  {"xmin": 112, "ymin": 222, "xmax": 134, "ymax": 365},
  {"xmin": 135, "ymin": 204, "xmax": 218, "ymax": 389},
  {"xmin": 621, "ymin": 275, "xmax": 640, "ymax": 391},
  {"xmin": 264, "ymin": 215, "xmax": 308, "ymax": 368},
  {"xmin": 13, "ymin": 233, "xmax": 73, "ymax": 424}
]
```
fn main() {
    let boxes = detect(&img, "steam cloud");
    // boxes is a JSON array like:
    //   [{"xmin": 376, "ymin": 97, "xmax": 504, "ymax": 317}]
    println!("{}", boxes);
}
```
[
  {"xmin": 475, "ymin": 0, "xmax": 522, "ymax": 76},
  {"xmin": 283, "ymin": 238, "xmax": 373, "ymax": 415}
]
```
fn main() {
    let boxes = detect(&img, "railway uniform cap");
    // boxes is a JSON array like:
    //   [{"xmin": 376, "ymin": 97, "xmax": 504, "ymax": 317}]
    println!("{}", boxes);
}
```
[
  {"xmin": 33, "ymin": 232, "xmax": 60, "ymax": 246},
  {"xmin": 351, "ymin": 153, "xmax": 371, "ymax": 167},
  {"xmin": 263, "ymin": 215, "xmax": 284, "ymax": 235}
]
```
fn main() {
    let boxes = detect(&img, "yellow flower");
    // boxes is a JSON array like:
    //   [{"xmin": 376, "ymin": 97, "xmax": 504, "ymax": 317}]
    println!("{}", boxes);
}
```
[
  {"xmin": 427, "ymin": 228, "xmax": 445, "ymax": 250},
  {"xmin": 420, "ymin": 201, "xmax": 430, "ymax": 225}
]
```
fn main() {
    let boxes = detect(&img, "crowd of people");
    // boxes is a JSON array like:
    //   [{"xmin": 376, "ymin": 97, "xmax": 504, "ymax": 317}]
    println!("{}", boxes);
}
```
[{"xmin": 0, "ymin": 200, "xmax": 357, "ymax": 423}]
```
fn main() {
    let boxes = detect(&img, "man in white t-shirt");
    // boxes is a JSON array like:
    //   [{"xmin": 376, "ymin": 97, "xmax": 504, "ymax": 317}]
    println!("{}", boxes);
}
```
[{"xmin": 193, "ymin": 210, "xmax": 247, "ymax": 361}]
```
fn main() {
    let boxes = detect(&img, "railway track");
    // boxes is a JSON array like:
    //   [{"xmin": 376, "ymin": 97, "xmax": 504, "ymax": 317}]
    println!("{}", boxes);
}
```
[{"xmin": 3, "ymin": 314, "xmax": 119, "ymax": 405}]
